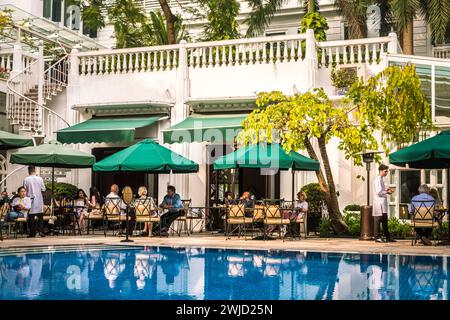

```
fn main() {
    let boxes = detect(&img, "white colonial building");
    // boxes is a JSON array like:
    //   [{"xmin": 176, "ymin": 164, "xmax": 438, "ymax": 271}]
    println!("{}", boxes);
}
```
[{"xmin": 0, "ymin": 0, "xmax": 449, "ymax": 219}]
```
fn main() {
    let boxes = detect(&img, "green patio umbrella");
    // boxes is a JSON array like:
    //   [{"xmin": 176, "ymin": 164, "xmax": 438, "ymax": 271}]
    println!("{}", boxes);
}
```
[
  {"xmin": 389, "ymin": 130, "xmax": 450, "ymax": 169},
  {"xmin": 10, "ymin": 140, "xmax": 96, "ymax": 210},
  {"xmin": 93, "ymin": 139, "xmax": 199, "ymax": 173},
  {"xmin": 213, "ymin": 143, "xmax": 319, "ymax": 171},
  {"xmin": 0, "ymin": 130, "xmax": 34, "ymax": 150},
  {"xmin": 10, "ymin": 140, "xmax": 96, "ymax": 168},
  {"xmin": 213, "ymin": 143, "xmax": 319, "ymax": 201}
]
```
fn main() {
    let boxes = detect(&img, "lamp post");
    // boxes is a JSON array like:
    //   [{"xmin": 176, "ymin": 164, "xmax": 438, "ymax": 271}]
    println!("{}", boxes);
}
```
[{"xmin": 356, "ymin": 150, "xmax": 384, "ymax": 240}]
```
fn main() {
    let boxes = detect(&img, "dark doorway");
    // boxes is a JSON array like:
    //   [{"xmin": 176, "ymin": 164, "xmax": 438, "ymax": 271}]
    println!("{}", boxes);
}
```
[
  {"xmin": 239, "ymin": 168, "xmax": 280, "ymax": 200},
  {"xmin": 92, "ymin": 147, "xmax": 158, "ymax": 198}
]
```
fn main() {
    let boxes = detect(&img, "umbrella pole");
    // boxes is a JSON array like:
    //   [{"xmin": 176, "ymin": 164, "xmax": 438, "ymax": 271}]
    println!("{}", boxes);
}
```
[{"xmin": 291, "ymin": 170, "xmax": 295, "ymax": 202}]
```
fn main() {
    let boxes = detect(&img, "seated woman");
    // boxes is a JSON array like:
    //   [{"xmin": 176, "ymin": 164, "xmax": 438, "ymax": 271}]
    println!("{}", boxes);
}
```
[
  {"xmin": 223, "ymin": 191, "xmax": 235, "ymax": 206},
  {"xmin": 271, "ymin": 191, "xmax": 308, "ymax": 235},
  {"xmin": 74, "ymin": 189, "xmax": 91, "ymax": 233},
  {"xmin": 135, "ymin": 186, "xmax": 155, "ymax": 236},
  {"xmin": 4, "ymin": 186, "xmax": 31, "ymax": 222},
  {"xmin": 88, "ymin": 187, "xmax": 103, "ymax": 216}
]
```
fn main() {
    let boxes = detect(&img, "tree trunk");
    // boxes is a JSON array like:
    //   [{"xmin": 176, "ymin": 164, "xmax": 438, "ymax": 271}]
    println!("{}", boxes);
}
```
[
  {"xmin": 316, "ymin": 136, "xmax": 348, "ymax": 234},
  {"xmin": 402, "ymin": 19, "xmax": 414, "ymax": 55},
  {"xmin": 158, "ymin": 0, "xmax": 177, "ymax": 44},
  {"xmin": 308, "ymin": 0, "xmax": 315, "ymax": 13},
  {"xmin": 304, "ymin": 138, "xmax": 348, "ymax": 234}
]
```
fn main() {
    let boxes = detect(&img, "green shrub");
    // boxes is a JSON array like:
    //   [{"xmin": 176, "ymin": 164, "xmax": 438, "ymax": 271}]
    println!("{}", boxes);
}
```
[
  {"xmin": 343, "ymin": 213, "xmax": 360, "ymax": 236},
  {"xmin": 433, "ymin": 221, "xmax": 449, "ymax": 239},
  {"xmin": 300, "ymin": 183, "xmax": 326, "ymax": 212},
  {"xmin": 388, "ymin": 217, "xmax": 413, "ymax": 238},
  {"xmin": 331, "ymin": 67, "xmax": 358, "ymax": 89},
  {"xmin": 45, "ymin": 182, "xmax": 78, "ymax": 199},
  {"xmin": 319, "ymin": 217, "xmax": 333, "ymax": 237},
  {"xmin": 344, "ymin": 204, "xmax": 361, "ymax": 212}
]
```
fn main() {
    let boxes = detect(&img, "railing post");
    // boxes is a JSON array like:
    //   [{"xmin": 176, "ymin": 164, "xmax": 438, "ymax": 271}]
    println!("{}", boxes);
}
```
[
  {"xmin": 387, "ymin": 32, "xmax": 398, "ymax": 54},
  {"xmin": 11, "ymin": 43, "xmax": 23, "ymax": 80},
  {"xmin": 36, "ymin": 40, "xmax": 45, "ymax": 135},
  {"xmin": 305, "ymin": 29, "xmax": 318, "ymax": 91}
]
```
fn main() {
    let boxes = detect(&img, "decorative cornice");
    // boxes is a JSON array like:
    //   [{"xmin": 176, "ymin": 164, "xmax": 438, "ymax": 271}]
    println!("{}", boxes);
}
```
[
  {"xmin": 72, "ymin": 101, "xmax": 174, "ymax": 116},
  {"xmin": 187, "ymin": 96, "xmax": 257, "ymax": 113}
]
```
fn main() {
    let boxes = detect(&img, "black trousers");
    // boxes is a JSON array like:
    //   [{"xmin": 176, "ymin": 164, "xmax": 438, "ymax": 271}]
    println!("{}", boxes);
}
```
[
  {"xmin": 374, "ymin": 213, "xmax": 391, "ymax": 239},
  {"xmin": 415, "ymin": 228, "xmax": 432, "ymax": 238},
  {"xmin": 28, "ymin": 213, "xmax": 44, "ymax": 236},
  {"xmin": 153, "ymin": 209, "xmax": 183, "ymax": 232}
]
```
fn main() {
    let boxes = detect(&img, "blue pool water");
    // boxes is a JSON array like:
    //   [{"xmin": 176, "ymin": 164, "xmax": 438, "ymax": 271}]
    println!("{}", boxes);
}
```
[{"xmin": 0, "ymin": 245, "xmax": 448, "ymax": 300}]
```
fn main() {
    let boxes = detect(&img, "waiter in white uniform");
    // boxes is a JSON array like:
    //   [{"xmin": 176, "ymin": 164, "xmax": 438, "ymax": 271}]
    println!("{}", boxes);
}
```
[
  {"xmin": 372, "ymin": 164, "xmax": 395, "ymax": 243},
  {"xmin": 23, "ymin": 166, "xmax": 46, "ymax": 237}
]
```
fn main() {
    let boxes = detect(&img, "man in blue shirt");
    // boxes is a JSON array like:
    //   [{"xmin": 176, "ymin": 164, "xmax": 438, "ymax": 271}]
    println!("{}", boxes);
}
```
[
  {"xmin": 409, "ymin": 184, "xmax": 435, "ymax": 246},
  {"xmin": 153, "ymin": 185, "xmax": 183, "ymax": 236}
]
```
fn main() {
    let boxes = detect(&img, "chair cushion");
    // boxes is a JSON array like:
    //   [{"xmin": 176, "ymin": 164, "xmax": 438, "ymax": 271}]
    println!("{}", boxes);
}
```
[
  {"xmin": 87, "ymin": 214, "xmax": 103, "ymax": 220},
  {"xmin": 227, "ymin": 218, "xmax": 253, "ymax": 224},
  {"xmin": 265, "ymin": 218, "xmax": 290, "ymax": 225},
  {"xmin": 413, "ymin": 221, "xmax": 436, "ymax": 228}
]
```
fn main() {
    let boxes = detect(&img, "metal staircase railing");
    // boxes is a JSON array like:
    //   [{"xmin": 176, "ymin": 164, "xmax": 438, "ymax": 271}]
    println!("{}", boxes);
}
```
[{"xmin": 6, "ymin": 53, "xmax": 70, "ymax": 140}]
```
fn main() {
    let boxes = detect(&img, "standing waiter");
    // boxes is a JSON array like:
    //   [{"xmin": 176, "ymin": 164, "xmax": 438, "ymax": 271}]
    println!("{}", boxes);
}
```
[
  {"xmin": 24, "ymin": 166, "xmax": 46, "ymax": 237},
  {"xmin": 372, "ymin": 164, "xmax": 396, "ymax": 243}
]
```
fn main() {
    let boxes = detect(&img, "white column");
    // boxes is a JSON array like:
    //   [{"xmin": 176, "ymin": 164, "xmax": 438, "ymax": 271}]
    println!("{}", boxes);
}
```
[
  {"xmin": 67, "ymin": 48, "xmax": 82, "ymax": 187},
  {"xmin": 37, "ymin": 40, "xmax": 45, "ymax": 135},
  {"xmin": 304, "ymin": 29, "xmax": 318, "ymax": 91},
  {"xmin": 171, "ymin": 40, "xmax": 190, "ymax": 199},
  {"xmin": 11, "ymin": 44, "xmax": 23, "ymax": 80}
]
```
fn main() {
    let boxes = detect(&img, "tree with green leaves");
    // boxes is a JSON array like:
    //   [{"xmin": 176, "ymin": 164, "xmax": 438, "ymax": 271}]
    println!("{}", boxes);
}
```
[
  {"xmin": 390, "ymin": 0, "xmax": 450, "ymax": 54},
  {"xmin": 149, "ymin": 11, "xmax": 190, "ymax": 45},
  {"xmin": 238, "ymin": 64, "xmax": 432, "ymax": 233},
  {"xmin": 200, "ymin": 0, "xmax": 240, "ymax": 41}
]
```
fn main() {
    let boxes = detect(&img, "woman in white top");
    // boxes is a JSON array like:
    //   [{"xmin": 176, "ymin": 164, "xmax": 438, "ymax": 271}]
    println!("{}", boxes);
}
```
[
  {"xmin": 74, "ymin": 189, "xmax": 91, "ymax": 233},
  {"xmin": 135, "ymin": 186, "xmax": 154, "ymax": 236}
]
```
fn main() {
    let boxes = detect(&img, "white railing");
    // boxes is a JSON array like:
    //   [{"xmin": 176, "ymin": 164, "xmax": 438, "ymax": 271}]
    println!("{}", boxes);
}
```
[
  {"xmin": 78, "ymin": 44, "xmax": 180, "ymax": 75},
  {"xmin": 433, "ymin": 45, "xmax": 450, "ymax": 59},
  {"xmin": 0, "ymin": 52, "xmax": 13, "ymax": 74},
  {"xmin": 44, "ymin": 55, "xmax": 69, "ymax": 100},
  {"xmin": 186, "ymin": 33, "xmax": 307, "ymax": 68},
  {"xmin": 6, "ymin": 52, "xmax": 70, "ymax": 139},
  {"xmin": 317, "ymin": 36, "xmax": 392, "ymax": 68},
  {"xmin": 77, "ymin": 33, "xmax": 309, "ymax": 75}
]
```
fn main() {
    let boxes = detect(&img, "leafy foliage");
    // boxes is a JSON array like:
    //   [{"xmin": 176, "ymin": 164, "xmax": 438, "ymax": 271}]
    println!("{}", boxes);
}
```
[
  {"xmin": 344, "ymin": 204, "xmax": 361, "ymax": 212},
  {"xmin": 244, "ymin": 0, "xmax": 288, "ymax": 37},
  {"xmin": 319, "ymin": 216, "xmax": 333, "ymax": 236},
  {"xmin": 149, "ymin": 11, "xmax": 190, "ymax": 45},
  {"xmin": 45, "ymin": 182, "xmax": 78, "ymax": 199},
  {"xmin": 331, "ymin": 67, "xmax": 358, "ymax": 89},
  {"xmin": 300, "ymin": 12, "xmax": 329, "ymax": 42},
  {"xmin": 200, "ymin": 0, "xmax": 240, "ymax": 41},
  {"xmin": 300, "ymin": 183, "xmax": 326, "ymax": 212}
]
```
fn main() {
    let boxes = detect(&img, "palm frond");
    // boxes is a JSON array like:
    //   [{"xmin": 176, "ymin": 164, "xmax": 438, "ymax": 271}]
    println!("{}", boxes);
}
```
[
  {"xmin": 420, "ymin": 0, "xmax": 450, "ymax": 44},
  {"xmin": 389, "ymin": 0, "xmax": 420, "ymax": 32},
  {"xmin": 244, "ymin": 0, "xmax": 288, "ymax": 37}
]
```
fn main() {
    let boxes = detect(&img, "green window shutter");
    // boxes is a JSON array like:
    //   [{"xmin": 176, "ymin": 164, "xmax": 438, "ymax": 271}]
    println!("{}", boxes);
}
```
[
  {"xmin": 52, "ymin": 0, "xmax": 62, "ymax": 22},
  {"xmin": 43, "ymin": 0, "xmax": 52, "ymax": 19}
]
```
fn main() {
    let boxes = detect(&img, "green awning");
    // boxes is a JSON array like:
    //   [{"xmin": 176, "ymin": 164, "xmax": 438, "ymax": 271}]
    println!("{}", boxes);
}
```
[
  {"xmin": 0, "ymin": 130, "xmax": 34, "ymax": 150},
  {"xmin": 56, "ymin": 116, "xmax": 162, "ymax": 144},
  {"xmin": 213, "ymin": 143, "xmax": 320, "ymax": 171},
  {"xmin": 163, "ymin": 114, "xmax": 247, "ymax": 144}
]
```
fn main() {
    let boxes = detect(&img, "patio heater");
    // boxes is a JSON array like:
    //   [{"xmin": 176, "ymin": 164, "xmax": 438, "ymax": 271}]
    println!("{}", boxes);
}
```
[{"xmin": 357, "ymin": 150, "xmax": 384, "ymax": 240}]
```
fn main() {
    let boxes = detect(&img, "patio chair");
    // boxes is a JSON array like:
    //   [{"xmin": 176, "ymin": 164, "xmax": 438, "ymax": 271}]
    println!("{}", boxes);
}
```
[
  {"xmin": 225, "ymin": 204, "xmax": 251, "ymax": 239},
  {"xmin": 86, "ymin": 204, "xmax": 104, "ymax": 235},
  {"xmin": 410, "ymin": 200, "xmax": 439, "ymax": 246},
  {"xmin": 186, "ymin": 206, "xmax": 206, "ymax": 234},
  {"xmin": 170, "ymin": 199, "xmax": 191, "ymax": 237},
  {"xmin": 250, "ymin": 204, "xmax": 265, "ymax": 238},
  {"xmin": 103, "ymin": 197, "xmax": 126, "ymax": 237},
  {"xmin": 263, "ymin": 203, "xmax": 290, "ymax": 241},
  {"xmin": 12, "ymin": 199, "xmax": 34, "ymax": 238},
  {"xmin": 133, "ymin": 197, "xmax": 161, "ymax": 237},
  {"xmin": 0, "ymin": 203, "xmax": 9, "ymax": 240}
]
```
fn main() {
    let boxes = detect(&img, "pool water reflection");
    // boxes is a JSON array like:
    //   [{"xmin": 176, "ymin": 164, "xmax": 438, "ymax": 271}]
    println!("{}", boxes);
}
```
[{"xmin": 0, "ymin": 246, "xmax": 448, "ymax": 300}]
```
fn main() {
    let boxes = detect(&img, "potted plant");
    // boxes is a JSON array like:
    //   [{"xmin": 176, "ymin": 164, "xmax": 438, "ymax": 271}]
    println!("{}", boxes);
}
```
[{"xmin": 331, "ymin": 67, "xmax": 358, "ymax": 95}]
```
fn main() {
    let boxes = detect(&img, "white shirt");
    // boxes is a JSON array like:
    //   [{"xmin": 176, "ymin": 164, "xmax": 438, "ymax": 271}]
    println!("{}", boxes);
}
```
[
  {"xmin": 106, "ymin": 192, "xmax": 127, "ymax": 210},
  {"xmin": 373, "ymin": 174, "xmax": 388, "ymax": 216},
  {"xmin": 23, "ymin": 174, "xmax": 46, "ymax": 214},
  {"xmin": 295, "ymin": 200, "xmax": 308, "ymax": 212},
  {"xmin": 11, "ymin": 196, "xmax": 32, "ymax": 217}
]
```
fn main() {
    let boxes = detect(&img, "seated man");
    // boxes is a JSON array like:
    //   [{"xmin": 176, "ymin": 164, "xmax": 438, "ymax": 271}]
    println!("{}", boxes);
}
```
[
  {"xmin": 152, "ymin": 185, "xmax": 183, "ymax": 236},
  {"xmin": 105, "ymin": 184, "xmax": 135, "ymax": 236},
  {"xmin": 239, "ymin": 191, "xmax": 254, "ymax": 218},
  {"xmin": 5, "ymin": 187, "xmax": 31, "ymax": 223},
  {"xmin": 408, "ymin": 184, "xmax": 435, "ymax": 246}
]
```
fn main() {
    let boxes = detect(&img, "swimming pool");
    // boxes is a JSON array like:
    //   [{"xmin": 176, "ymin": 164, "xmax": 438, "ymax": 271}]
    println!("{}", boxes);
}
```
[{"xmin": 0, "ymin": 245, "xmax": 448, "ymax": 300}]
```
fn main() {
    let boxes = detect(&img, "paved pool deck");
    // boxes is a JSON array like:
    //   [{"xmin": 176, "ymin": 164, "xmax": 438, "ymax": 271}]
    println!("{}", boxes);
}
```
[{"xmin": 1, "ymin": 233, "xmax": 450, "ymax": 256}]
